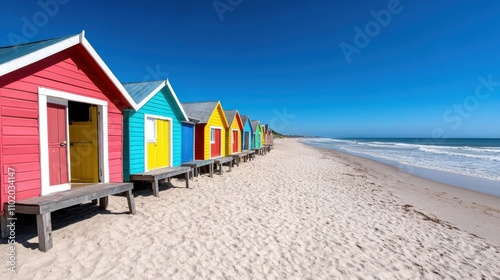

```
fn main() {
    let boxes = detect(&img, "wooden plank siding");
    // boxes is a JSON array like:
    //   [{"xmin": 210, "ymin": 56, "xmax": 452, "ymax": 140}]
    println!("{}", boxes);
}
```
[
  {"xmin": 242, "ymin": 119, "xmax": 253, "ymax": 150},
  {"xmin": 203, "ymin": 104, "xmax": 227, "ymax": 160},
  {"xmin": 225, "ymin": 116, "xmax": 241, "ymax": 156},
  {"xmin": 123, "ymin": 88, "xmax": 185, "ymax": 181},
  {"xmin": 0, "ymin": 46, "xmax": 130, "ymax": 209},
  {"xmin": 254, "ymin": 124, "xmax": 262, "ymax": 148}
]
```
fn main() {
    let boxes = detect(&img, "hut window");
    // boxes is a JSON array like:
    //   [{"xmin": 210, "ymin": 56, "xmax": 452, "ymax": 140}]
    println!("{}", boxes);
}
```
[
  {"xmin": 146, "ymin": 117, "xmax": 156, "ymax": 142},
  {"xmin": 210, "ymin": 129, "xmax": 215, "ymax": 144}
]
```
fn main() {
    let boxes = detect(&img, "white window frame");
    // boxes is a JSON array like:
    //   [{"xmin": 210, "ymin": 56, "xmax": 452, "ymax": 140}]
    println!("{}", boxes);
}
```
[
  {"xmin": 145, "ymin": 117, "xmax": 157, "ymax": 143},
  {"xmin": 209, "ymin": 126, "xmax": 223, "ymax": 158},
  {"xmin": 210, "ymin": 128, "xmax": 216, "ymax": 144}
]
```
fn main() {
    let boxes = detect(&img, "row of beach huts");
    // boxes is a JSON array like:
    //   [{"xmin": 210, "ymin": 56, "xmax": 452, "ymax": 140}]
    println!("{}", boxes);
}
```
[{"xmin": 0, "ymin": 31, "xmax": 273, "ymax": 251}]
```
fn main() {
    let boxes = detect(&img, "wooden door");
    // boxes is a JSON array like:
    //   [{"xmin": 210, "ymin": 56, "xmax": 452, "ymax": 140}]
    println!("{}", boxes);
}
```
[
  {"xmin": 211, "ymin": 128, "xmax": 221, "ymax": 157},
  {"xmin": 69, "ymin": 106, "xmax": 99, "ymax": 183},
  {"xmin": 181, "ymin": 123, "xmax": 194, "ymax": 163},
  {"xmin": 244, "ymin": 131, "xmax": 249, "ymax": 150},
  {"xmin": 47, "ymin": 103, "xmax": 68, "ymax": 186},
  {"xmin": 147, "ymin": 118, "xmax": 170, "ymax": 170},
  {"xmin": 232, "ymin": 130, "xmax": 238, "ymax": 153}
]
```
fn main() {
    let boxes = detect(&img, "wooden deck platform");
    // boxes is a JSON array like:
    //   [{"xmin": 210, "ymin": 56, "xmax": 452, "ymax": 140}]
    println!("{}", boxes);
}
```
[
  {"xmin": 214, "ymin": 156, "xmax": 234, "ymax": 174},
  {"xmin": 181, "ymin": 160, "xmax": 214, "ymax": 178},
  {"xmin": 1, "ymin": 182, "xmax": 135, "ymax": 252},
  {"xmin": 130, "ymin": 166, "xmax": 191, "ymax": 197},
  {"xmin": 230, "ymin": 151, "xmax": 248, "ymax": 167},
  {"xmin": 264, "ymin": 144, "xmax": 272, "ymax": 153},
  {"xmin": 245, "ymin": 150, "xmax": 256, "ymax": 161},
  {"xmin": 252, "ymin": 147, "xmax": 264, "ymax": 155}
]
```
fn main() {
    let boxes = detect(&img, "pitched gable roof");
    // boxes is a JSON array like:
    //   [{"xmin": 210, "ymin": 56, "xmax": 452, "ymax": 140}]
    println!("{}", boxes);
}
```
[
  {"xmin": 0, "ymin": 31, "xmax": 135, "ymax": 108},
  {"xmin": 0, "ymin": 35, "xmax": 70, "ymax": 65},
  {"xmin": 122, "ymin": 79, "xmax": 188, "ymax": 119},
  {"xmin": 182, "ymin": 101, "xmax": 228, "ymax": 127},
  {"xmin": 224, "ymin": 109, "xmax": 243, "ymax": 130},
  {"xmin": 241, "ymin": 115, "xmax": 249, "ymax": 126},
  {"xmin": 250, "ymin": 120, "xmax": 260, "ymax": 132},
  {"xmin": 123, "ymin": 80, "xmax": 164, "ymax": 105},
  {"xmin": 181, "ymin": 101, "xmax": 218, "ymax": 123},
  {"xmin": 224, "ymin": 110, "xmax": 237, "ymax": 124}
]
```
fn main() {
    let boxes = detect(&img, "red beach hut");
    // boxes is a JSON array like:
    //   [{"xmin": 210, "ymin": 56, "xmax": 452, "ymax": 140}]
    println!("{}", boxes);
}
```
[{"xmin": 0, "ymin": 31, "xmax": 135, "ymax": 211}]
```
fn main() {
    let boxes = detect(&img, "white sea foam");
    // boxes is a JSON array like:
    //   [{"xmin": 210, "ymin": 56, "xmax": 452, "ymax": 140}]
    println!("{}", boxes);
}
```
[{"xmin": 303, "ymin": 138, "xmax": 500, "ymax": 182}]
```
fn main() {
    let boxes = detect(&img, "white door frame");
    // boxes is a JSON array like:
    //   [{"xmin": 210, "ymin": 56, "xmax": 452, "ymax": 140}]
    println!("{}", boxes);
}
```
[
  {"xmin": 38, "ymin": 87, "xmax": 109, "ymax": 195},
  {"xmin": 231, "ymin": 129, "xmax": 239, "ymax": 153}
]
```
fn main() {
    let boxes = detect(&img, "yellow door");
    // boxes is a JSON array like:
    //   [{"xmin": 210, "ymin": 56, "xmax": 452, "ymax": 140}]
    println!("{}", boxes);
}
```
[
  {"xmin": 69, "ymin": 106, "xmax": 99, "ymax": 183},
  {"xmin": 147, "ymin": 118, "xmax": 170, "ymax": 170}
]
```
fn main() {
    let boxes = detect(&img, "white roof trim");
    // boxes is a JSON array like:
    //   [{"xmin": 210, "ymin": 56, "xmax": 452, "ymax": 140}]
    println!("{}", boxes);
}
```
[
  {"xmin": 79, "ymin": 33, "xmax": 137, "ymax": 110},
  {"xmin": 0, "ymin": 34, "xmax": 80, "ymax": 77},
  {"xmin": 129, "ymin": 79, "xmax": 189, "ymax": 122},
  {"xmin": 166, "ymin": 79, "xmax": 189, "ymax": 121},
  {"xmin": 0, "ymin": 30, "xmax": 136, "ymax": 109},
  {"xmin": 133, "ymin": 81, "xmax": 166, "ymax": 109}
]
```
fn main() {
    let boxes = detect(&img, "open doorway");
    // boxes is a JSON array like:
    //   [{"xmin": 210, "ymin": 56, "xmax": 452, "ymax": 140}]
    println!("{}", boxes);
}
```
[{"xmin": 68, "ymin": 101, "xmax": 99, "ymax": 184}]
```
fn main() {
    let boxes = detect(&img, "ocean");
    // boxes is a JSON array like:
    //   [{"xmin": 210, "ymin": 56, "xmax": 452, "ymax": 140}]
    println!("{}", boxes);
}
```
[{"xmin": 301, "ymin": 138, "xmax": 500, "ymax": 197}]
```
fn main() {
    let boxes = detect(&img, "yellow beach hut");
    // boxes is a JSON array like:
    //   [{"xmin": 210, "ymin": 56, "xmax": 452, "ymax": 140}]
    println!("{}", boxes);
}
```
[{"xmin": 224, "ymin": 110, "xmax": 244, "ymax": 155}]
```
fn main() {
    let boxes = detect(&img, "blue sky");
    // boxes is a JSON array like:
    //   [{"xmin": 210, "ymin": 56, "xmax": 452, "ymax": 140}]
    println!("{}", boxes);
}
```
[{"xmin": 1, "ymin": 0, "xmax": 500, "ymax": 138}]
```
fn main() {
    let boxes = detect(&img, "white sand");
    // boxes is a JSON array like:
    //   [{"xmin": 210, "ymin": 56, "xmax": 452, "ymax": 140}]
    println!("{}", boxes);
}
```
[{"xmin": 2, "ymin": 138, "xmax": 499, "ymax": 279}]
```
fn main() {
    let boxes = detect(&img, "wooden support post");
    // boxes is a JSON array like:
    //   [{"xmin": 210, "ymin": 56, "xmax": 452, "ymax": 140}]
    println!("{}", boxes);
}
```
[
  {"xmin": 36, "ymin": 213, "xmax": 53, "ymax": 252},
  {"xmin": 1, "ymin": 204, "xmax": 10, "ymax": 239},
  {"xmin": 99, "ymin": 196, "xmax": 109, "ymax": 210},
  {"xmin": 218, "ymin": 163, "xmax": 223, "ymax": 175},
  {"xmin": 209, "ymin": 163, "xmax": 213, "ymax": 178},
  {"xmin": 185, "ymin": 172, "xmax": 189, "ymax": 188},
  {"xmin": 152, "ymin": 179, "xmax": 160, "ymax": 197},
  {"xmin": 125, "ymin": 190, "xmax": 137, "ymax": 215}
]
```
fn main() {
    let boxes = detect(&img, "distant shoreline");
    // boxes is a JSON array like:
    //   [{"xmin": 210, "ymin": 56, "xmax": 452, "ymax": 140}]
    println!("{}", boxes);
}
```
[{"xmin": 301, "ymin": 138, "xmax": 500, "ymax": 197}]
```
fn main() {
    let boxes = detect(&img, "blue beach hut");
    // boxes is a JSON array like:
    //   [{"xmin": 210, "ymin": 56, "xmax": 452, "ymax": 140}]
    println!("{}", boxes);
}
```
[
  {"xmin": 122, "ymin": 80, "xmax": 188, "ymax": 180},
  {"xmin": 240, "ymin": 115, "xmax": 253, "ymax": 151}
]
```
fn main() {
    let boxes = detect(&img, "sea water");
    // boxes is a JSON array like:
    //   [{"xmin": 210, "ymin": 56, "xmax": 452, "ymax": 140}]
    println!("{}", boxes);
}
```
[{"xmin": 302, "ymin": 138, "xmax": 500, "ymax": 197}]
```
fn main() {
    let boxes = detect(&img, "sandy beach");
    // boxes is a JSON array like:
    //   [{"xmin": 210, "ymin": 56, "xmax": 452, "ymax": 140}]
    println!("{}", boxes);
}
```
[{"xmin": 2, "ymin": 138, "xmax": 499, "ymax": 279}]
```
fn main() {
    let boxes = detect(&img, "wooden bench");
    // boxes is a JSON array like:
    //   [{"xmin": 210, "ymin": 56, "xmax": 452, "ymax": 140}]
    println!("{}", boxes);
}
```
[
  {"xmin": 0, "ymin": 183, "xmax": 136, "ymax": 252},
  {"xmin": 252, "ymin": 147, "xmax": 264, "ymax": 155},
  {"xmin": 230, "ymin": 151, "xmax": 248, "ymax": 167},
  {"xmin": 130, "ymin": 166, "xmax": 191, "ymax": 197},
  {"xmin": 181, "ymin": 160, "xmax": 214, "ymax": 178},
  {"xmin": 264, "ymin": 145, "xmax": 272, "ymax": 153},
  {"xmin": 214, "ymin": 157, "xmax": 234, "ymax": 175},
  {"xmin": 246, "ymin": 150, "xmax": 256, "ymax": 160}
]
